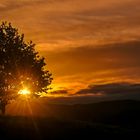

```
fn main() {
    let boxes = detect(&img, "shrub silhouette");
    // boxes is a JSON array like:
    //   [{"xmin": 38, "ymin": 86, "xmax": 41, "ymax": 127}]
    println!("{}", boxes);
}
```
[{"xmin": 0, "ymin": 22, "xmax": 52, "ymax": 114}]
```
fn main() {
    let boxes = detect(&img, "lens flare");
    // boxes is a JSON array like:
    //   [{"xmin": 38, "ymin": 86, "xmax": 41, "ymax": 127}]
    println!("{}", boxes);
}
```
[{"xmin": 18, "ymin": 89, "xmax": 30, "ymax": 95}]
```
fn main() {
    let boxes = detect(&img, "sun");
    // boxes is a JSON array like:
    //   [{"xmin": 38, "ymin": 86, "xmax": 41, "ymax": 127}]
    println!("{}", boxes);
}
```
[{"xmin": 18, "ymin": 88, "xmax": 31, "ymax": 95}]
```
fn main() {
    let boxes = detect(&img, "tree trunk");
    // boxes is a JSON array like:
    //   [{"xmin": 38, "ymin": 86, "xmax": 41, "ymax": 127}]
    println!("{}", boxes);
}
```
[
  {"xmin": 1, "ymin": 104, "xmax": 6, "ymax": 115},
  {"xmin": 0, "ymin": 100, "xmax": 6, "ymax": 115}
]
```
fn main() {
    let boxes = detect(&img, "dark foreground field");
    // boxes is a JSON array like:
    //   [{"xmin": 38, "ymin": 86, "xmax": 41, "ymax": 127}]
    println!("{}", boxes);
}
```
[{"xmin": 1, "ymin": 100, "xmax": 140, "ymax": 139}]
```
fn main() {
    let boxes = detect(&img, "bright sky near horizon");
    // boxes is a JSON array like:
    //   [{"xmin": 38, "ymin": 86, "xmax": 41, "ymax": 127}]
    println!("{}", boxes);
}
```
[{"xmin": 1, "ymin": 0, "xmax": 140, "ymax": 100}]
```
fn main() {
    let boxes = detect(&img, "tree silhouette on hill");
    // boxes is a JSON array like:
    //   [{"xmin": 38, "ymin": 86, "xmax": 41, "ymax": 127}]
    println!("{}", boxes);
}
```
[{"xmin": 0, "ymin": 22, "xmax": 52, "ymax": 114}]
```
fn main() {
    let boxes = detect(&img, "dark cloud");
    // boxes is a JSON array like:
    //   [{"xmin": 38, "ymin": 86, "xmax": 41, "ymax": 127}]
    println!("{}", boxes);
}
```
[
  {"xmin": 50, "ymin": 89, "xmax": 68, "ymax": 95},
  {"xmin": 76, "ymin": 83, "xmax": 140, "ymax": 95},
  {"xmin": 45, "ymin": 82, "xmax": 140, "ymax": 103},
  {"xmin": 45, "ymin": 40, "xmax": 140, "ymax": 76}
]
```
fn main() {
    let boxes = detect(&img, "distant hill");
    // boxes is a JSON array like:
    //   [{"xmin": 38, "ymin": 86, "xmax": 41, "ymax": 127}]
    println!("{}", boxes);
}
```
[
  {"xmin": 6, "ymin": 99, "xmax": 140, "ymax": 126},
  {"xmin": 1, "ymin": 100, "xmax": 140, "ymax": 139},
  {"xmin": 42, "ymin": 100, "xmax": 140, "ymax": 127}
]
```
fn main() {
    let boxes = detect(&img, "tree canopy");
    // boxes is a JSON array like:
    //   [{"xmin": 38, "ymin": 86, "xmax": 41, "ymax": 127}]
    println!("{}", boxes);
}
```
[{"xmin": 0, "ymin": 22, "xmax": 52, "ymax": 114}]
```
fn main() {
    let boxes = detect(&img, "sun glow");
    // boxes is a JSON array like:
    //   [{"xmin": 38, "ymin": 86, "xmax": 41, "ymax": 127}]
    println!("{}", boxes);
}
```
[{"xmin": 18, "ymin": 89, "xmax": 31, "ymax": 95}]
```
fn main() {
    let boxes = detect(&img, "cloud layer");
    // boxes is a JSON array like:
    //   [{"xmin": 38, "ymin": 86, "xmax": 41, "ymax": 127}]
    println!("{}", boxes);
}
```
[
  {"xmin": 1, "ymin": 0, "xmax": 140, "ymax": 49},
  {"xmin": 76, "ymin": 83, "xmax": 140, "ymax": 95},
  {"xmin": 0, "ymin": 0, "xmax": 140, "ymax": 100},
  {"xmin": 44, "ymin": 40, "xmax": 140, "ymax": 92}
]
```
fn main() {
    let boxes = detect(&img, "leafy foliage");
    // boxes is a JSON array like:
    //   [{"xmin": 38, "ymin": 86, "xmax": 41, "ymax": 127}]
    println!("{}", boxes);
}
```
[{"xmin": 0, "ymin": 22, "xmax": 52, "ymax": 113}]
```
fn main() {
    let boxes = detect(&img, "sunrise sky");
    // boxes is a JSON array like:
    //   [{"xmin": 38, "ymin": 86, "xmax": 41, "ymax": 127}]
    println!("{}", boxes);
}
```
[{"xmin": 1, "ymin": 0, "xmax": 140, "ymax": 102}]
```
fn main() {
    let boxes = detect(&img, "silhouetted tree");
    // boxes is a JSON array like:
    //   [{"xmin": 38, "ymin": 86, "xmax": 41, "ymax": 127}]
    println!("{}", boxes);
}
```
[{"xmin": 0, "ymin": 22, "xmax": 52, "ymax": 114}]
